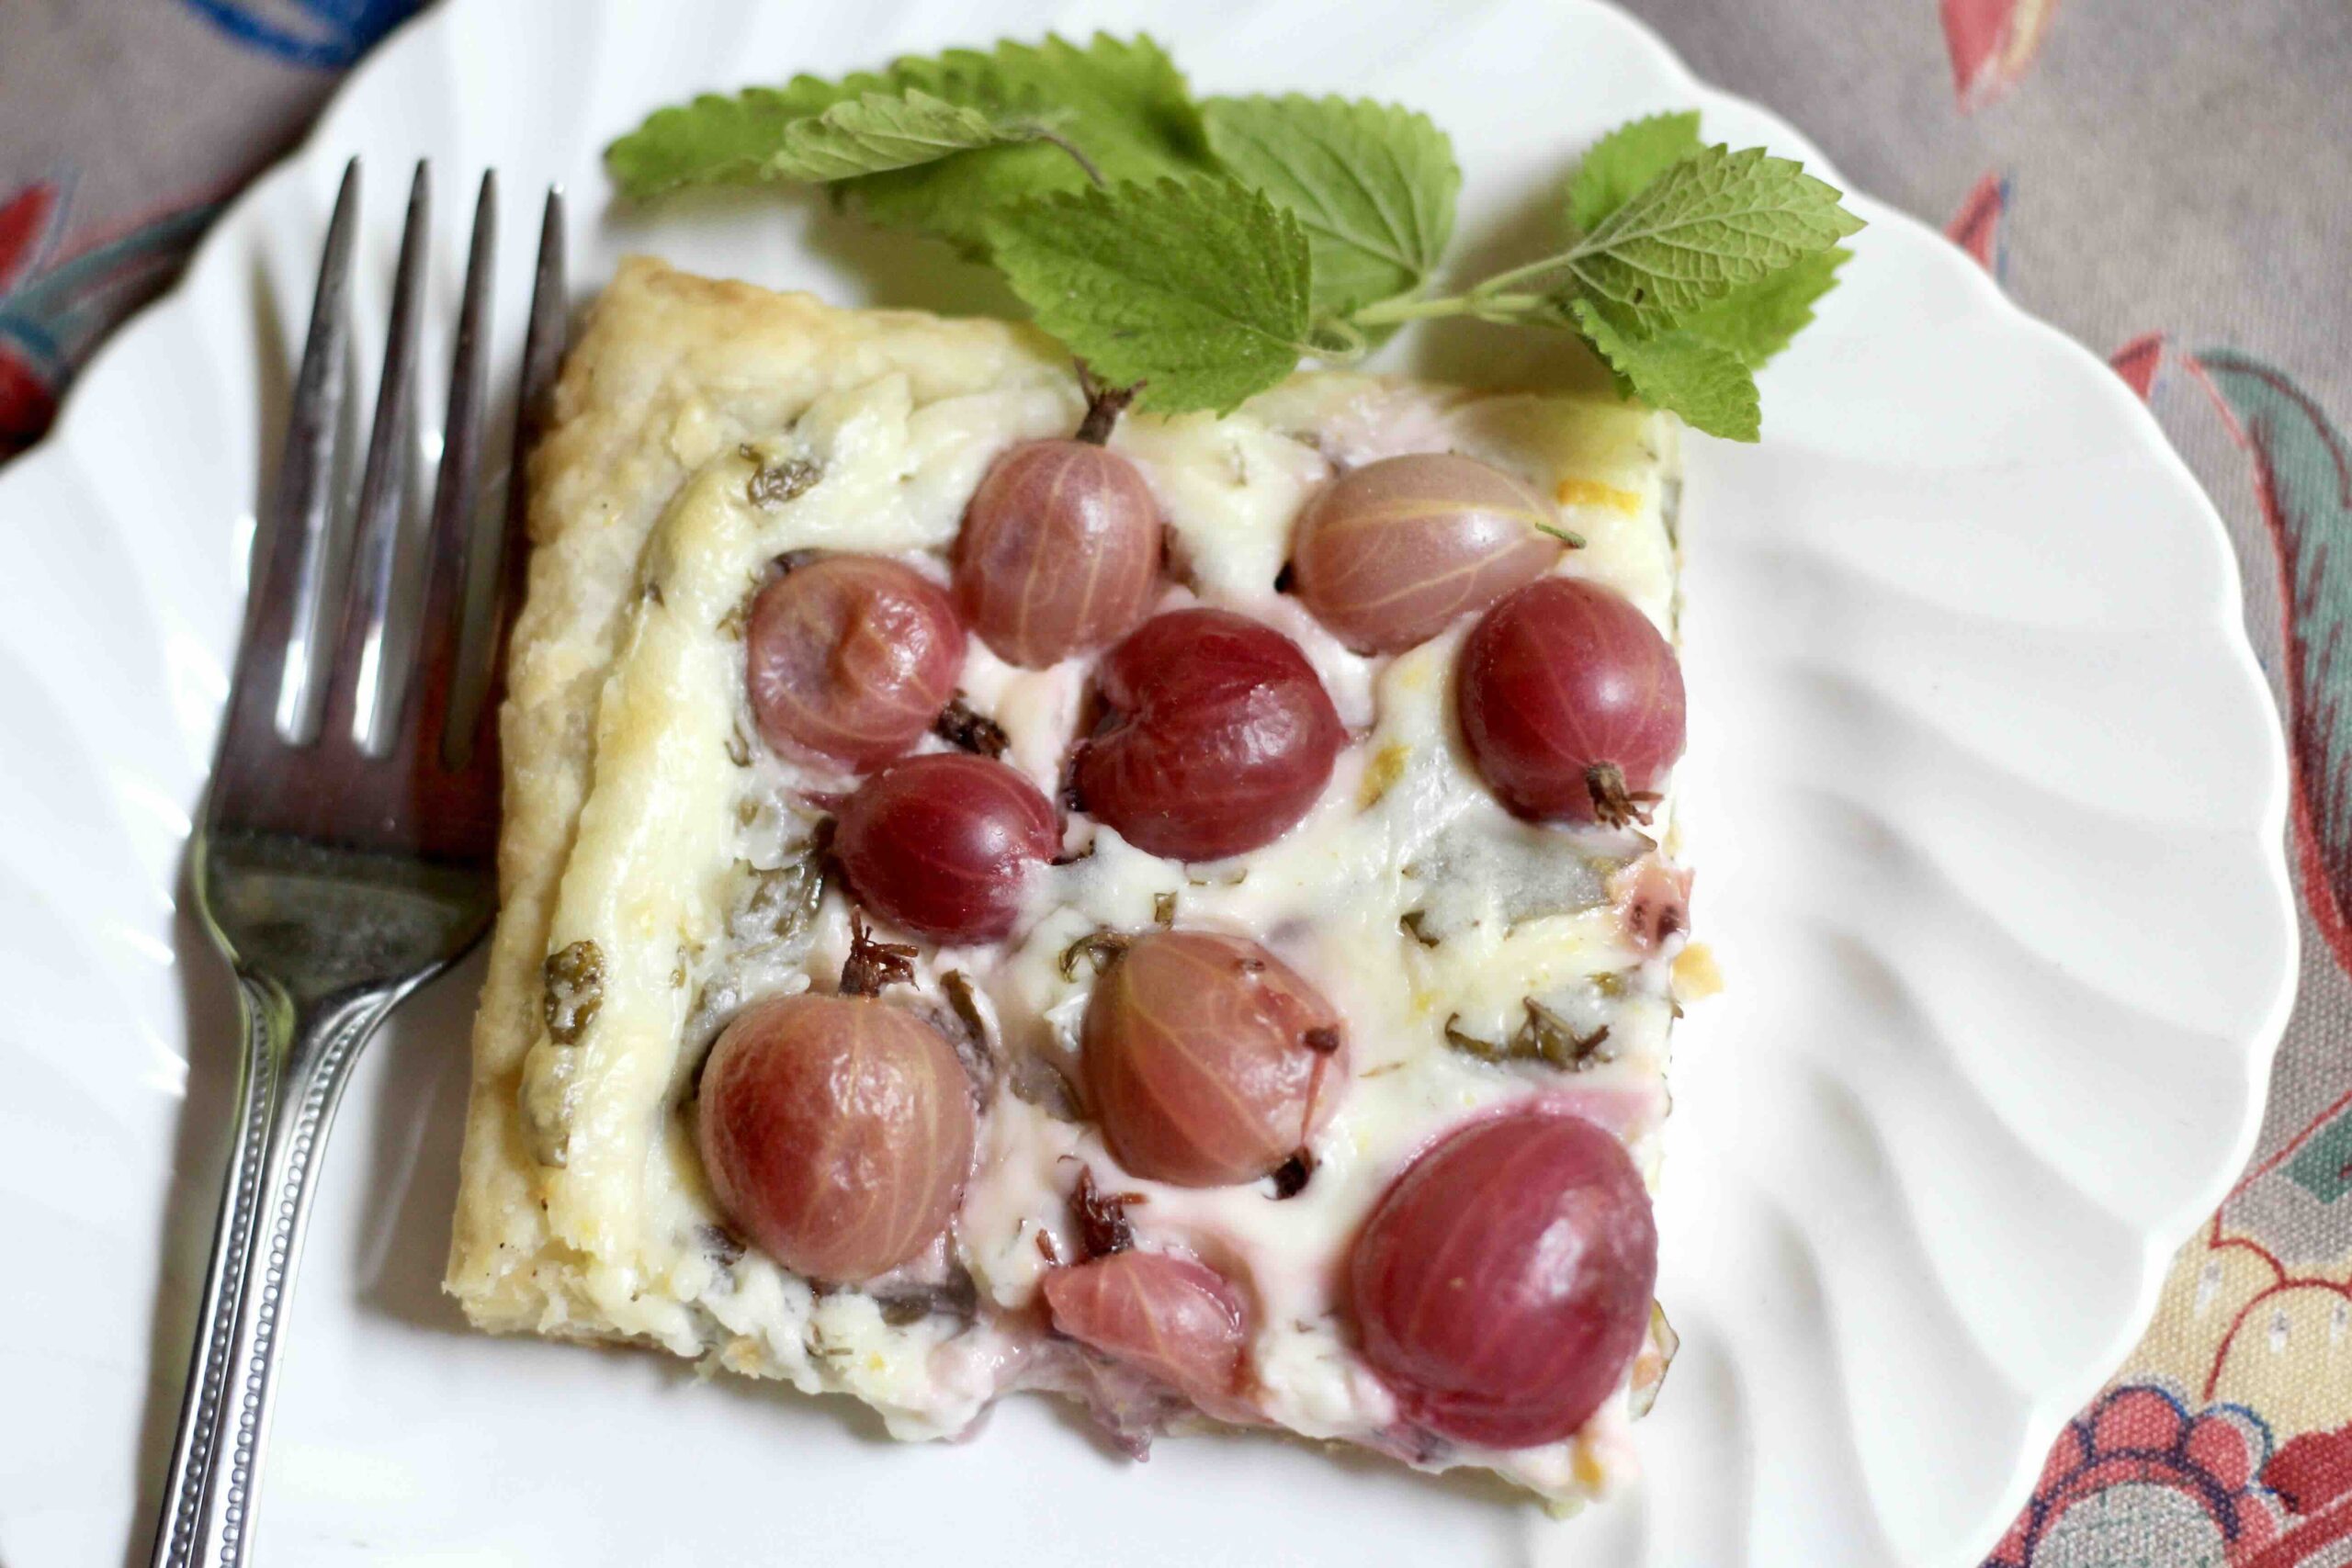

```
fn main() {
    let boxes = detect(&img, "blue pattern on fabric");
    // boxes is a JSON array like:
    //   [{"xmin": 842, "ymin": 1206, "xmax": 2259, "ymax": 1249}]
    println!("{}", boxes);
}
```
[{"xmin": 175, "ymin": 0, "xmax": 419, "ymax": 70}]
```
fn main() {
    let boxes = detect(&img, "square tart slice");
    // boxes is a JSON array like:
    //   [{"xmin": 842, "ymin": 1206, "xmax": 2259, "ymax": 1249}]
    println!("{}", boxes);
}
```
[{"xmin": 448, "ymin": 254, "xmax": 1694, "ymax": 1507}]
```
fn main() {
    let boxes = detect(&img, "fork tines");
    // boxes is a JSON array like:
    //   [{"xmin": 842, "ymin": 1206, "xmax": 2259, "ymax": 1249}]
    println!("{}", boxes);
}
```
[{"xmin": 209, "ymin": 158, "xmax": 566, "ymax": 856}]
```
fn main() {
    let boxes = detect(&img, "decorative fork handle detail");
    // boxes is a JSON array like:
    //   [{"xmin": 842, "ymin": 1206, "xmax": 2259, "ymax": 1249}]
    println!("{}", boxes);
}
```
[{"xmin": 150, "ymin": 978, "xmax": 404, "ymax": 1568}]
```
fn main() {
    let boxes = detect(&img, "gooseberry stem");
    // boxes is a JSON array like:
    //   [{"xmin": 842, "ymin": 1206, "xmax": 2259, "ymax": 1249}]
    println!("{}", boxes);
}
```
[
  {"xmin": 840, "ymin": 912, "xmax": 918, "ymax": 996},
  {"xmin": 1584, "ymin": 762, "xmax": 1661, "ymax": 829},
  {"xmin": 1074, "ymin": 362, "xmax": 1138, "ymax": 445}
]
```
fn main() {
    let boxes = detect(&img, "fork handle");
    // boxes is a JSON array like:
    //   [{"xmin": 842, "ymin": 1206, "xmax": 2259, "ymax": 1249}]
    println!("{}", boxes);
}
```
[{"xmin": 149, "ymin": 976, "xmax": 400, "ymax": 1568}]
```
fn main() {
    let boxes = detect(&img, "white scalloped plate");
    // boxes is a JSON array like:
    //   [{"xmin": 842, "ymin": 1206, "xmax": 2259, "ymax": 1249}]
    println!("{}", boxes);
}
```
[{"xmin": 0, "ymin": 1, "xmax": 2297, "ymax": 1563}]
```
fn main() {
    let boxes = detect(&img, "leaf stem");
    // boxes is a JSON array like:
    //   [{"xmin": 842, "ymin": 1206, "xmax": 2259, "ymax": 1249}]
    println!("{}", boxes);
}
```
[
  {"xmin": 1306, "ymin": 315, "xmax": 1370, "ymax": 362},
  {"xmin": 1345, "ymin": 247, "xmax": 1597, "ymax": 331},
  {"xmin": 1351, "ymin": 290, "xmax": 1549, "ymax": 326},
  {"xmin": 1350, "ymin": 294, "xmax": 1472, "ymax": 325},
  {"xmin": 1461, "ymin": 251, "xmax": 1590, "ymax": 298},
  {"xmin": 1025, "ymin": 126, "xmax": 1107, "ymax": 188}
]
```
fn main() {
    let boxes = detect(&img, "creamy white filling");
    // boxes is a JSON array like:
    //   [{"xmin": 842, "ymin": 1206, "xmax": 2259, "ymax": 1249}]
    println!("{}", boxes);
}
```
[{"xmin": 526, "ymin": 367, "xmax": 1681, "ymax": 1495}]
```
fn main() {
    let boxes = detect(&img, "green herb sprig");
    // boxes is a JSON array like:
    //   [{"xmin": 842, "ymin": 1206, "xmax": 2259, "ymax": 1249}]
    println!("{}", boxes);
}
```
[{"xmin": 608, "ymin": 38, "xmax": 1862, "ymax": 440}]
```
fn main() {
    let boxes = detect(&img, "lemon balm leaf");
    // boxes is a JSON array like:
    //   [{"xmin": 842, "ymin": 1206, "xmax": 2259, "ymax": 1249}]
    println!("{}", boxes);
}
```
[
  {"xmin": 758, "ymin": 91, "xmax": 1061, "ymax": 181},
  {"xmin": 1569, "ymin": 299, "xmax": 1760, "ymax": 441},
  {"xmin": 1562, "ymin": 144, "xmax": 1862, "ymax": 333},
  {"xmin": 1677, "ymin": 246, "xmax": 1851, "ymax": 367},
  {"xmin": 608, "ymin": 34, "xmax": 1214, "ymax": 256},
  {"xmin": 1202, "ymin": 95, "xmax": 1458, "ymax": 319},
  {"xmin": 989, "ymin": 176, "xmax": 1315, "ymax": 414},
  {"xmin": 1566, "ymin": 110, "xmax": 1701, "ymax": 233}
]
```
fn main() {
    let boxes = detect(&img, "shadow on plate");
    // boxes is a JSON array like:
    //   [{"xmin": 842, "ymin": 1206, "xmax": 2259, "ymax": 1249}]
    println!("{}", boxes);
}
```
[
  {"xmin": 1024, "ymin": 1390, "xmax": 1539, "ymax": 1510},
  {"xmin": 1394, "ymin": 175, "xmax": 1617, "ymax": 396},
  {"xmin": 434, "ymin": 1302, "xmax": 1539, "ymax": 1512},
  {"xmin": 599, "ymin": 182, "xmax": 1024, "ymax": 320},
  {"xmin": 352, "ymin": 948, "xmax": 481, "ymax": 1333},
  {"xmin": 120, "ymin": 875, "xmax": 249, "ymax": 1568}
]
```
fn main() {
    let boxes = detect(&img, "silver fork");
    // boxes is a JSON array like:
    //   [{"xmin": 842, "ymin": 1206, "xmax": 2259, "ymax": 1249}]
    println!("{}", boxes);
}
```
[{"xmin": 148, "ymin": 157, "xmax": 566, "ymax": 1568}]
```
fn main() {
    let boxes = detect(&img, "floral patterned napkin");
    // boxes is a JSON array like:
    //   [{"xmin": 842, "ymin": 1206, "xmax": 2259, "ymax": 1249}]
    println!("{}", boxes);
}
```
[{"xmin": 4, "ymin": 1, "xmax": 2347, "ymax": 1562}]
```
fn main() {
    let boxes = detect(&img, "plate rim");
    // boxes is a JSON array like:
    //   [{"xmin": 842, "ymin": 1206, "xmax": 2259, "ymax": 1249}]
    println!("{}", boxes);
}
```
[{"xmin": 0, "ymin": 1, "xmax": 2301, "ymax": 1562}]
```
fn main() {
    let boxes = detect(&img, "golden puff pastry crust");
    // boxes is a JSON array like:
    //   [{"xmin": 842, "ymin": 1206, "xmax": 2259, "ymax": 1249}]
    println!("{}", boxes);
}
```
[{"xmin": 446, "ymin": 257, "xmax": 1072, "ymax": 1343}]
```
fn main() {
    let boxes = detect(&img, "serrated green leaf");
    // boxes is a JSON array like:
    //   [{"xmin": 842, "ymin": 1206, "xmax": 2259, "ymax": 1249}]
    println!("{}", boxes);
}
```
[
  {"xmin": 799, "ymin": 55, "xmax": 1012, "ymax": 117},
  {"xmin": 606, "ymin": 57, "xmax": 1025, "ymax": 197},
  {"xmin": 1568, "ymin": 298, "xmax": 1759, "ymax": 440},
  {"xmin": 608, "ymin": 88, "xmax": 825, "ymax": 196},
  {"xmin": 840, "ymin": 34, "xmax": 1216, "ymax": 257},
  {"xmin": 607, "ymin": 35, "xmax": 1214, "ymax": 256},
  {"xmin": 1201, "ymin": 94, "xmax": 1458, "ymax": 321},
  {"xmin": 1563, "ymin": 144, "xmax": 1863, "ymax": 333},
  {"xmin": 1566, "ymin": 110, "xmax": 1701, "ymax": 233},
  {"xmin": 988, "ymin": 176, "xmax": 1314, "ymax": 414},
  {"xmin": 758, "ymin": 90, "xmax": 1050, "ymax": 181},
  {"xmin": 1678, "ymin": 246, "xmax": 1849, "ymax": 367}
]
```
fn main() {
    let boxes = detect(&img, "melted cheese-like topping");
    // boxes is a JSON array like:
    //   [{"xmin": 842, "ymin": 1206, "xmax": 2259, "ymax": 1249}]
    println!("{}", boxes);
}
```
[{"xmin": 512, "ymin": 368, "xmax": 1680, "ymax": 1499}]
